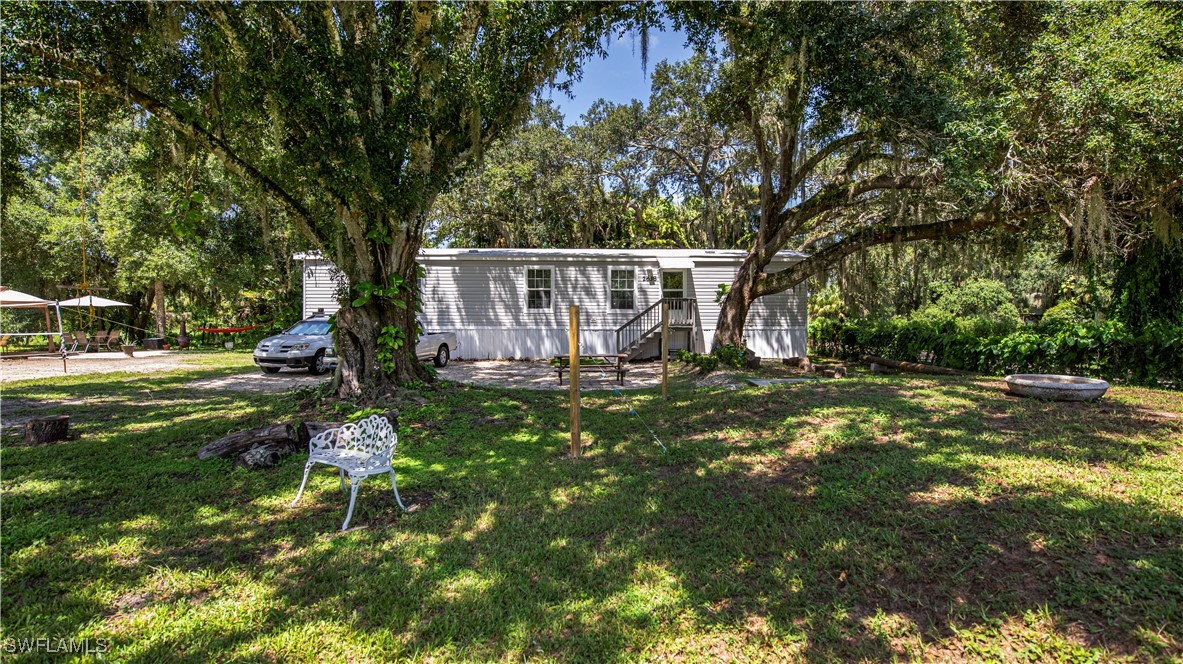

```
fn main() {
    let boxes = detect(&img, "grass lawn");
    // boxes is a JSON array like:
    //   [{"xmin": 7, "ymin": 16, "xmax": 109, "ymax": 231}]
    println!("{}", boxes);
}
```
[{"xmin": 2, "ymin": 356, "xmax": 1181, "ymax": 661}]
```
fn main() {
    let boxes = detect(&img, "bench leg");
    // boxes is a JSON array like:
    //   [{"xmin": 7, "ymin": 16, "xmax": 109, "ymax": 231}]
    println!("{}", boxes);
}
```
[
  {"xmin": 342, "ymin": 474, "xmax": 365, "ymax": 531},
  {"xmin": 290, "ymin": 460, "xmax": 314, "ymax": 507},
  {"xmin": 339, "ymin": 468, "xmax": 346, "ymax": 491},
  {"xmin": 390, "ymin": 470, "xmax": 407, "ymax": 512}
]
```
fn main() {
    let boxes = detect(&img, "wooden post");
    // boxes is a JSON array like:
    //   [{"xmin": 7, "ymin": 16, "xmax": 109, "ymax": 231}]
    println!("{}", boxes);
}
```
[
  {"xmin": 661, "ymin": 300, "xmax": 670, "ymax": 399},
  {"xmin": 568, "ymin": 305, "xmax": 581, "ymax": 457}
]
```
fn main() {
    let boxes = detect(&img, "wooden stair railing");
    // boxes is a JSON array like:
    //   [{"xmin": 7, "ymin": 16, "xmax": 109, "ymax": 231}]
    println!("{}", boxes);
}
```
[{"xmin": 615, "ymin": 298, "xmax": 696, "ymax": 356}]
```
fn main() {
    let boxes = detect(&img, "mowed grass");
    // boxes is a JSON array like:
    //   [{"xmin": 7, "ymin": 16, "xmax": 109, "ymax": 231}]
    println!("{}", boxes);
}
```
[{"xmin": 2, "ymin": 356, "xmax": 1182, "ymax": 661}]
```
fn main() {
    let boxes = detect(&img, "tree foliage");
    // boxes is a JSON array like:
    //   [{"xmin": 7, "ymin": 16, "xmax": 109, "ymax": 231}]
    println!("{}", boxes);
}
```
[
  {"xmin": 3, "ymin": 1, "xmax": 648, "ymax": 396},
  {"xmin": 1, "ymin": 111, "xmax": 303, "ymax": 336}
]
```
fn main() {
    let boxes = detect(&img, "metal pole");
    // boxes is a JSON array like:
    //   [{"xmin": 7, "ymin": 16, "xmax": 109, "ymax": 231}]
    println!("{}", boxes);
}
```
[
  {"xmin": 569, "ymin": 304, "xmax": 581, "ymax": 457},
  {"xmin": 661, "ymin": 301, "xmax": 669, "ymax": 399}
]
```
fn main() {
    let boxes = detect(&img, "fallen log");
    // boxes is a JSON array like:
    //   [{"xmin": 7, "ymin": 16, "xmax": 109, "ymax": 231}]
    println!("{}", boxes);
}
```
[
  {"xmin": 296, "ymin": 421, "xmax": 345, "ymax": 448},
  {"xmin": 197, "ymin": 423, "xmax": 296, "ymax": 460},
  {"xmin": 860, "ymin": 355, "xmax": 969, "ymax": 376},
  {"xmin": 25, "ymin": 416, "xmax": 70, "ymax": 444},
  {"xmin": 201, "ymin": 410, "xmax": 400, "ymax": 463},
  {"xmin": 236, "ymin": 443, "xmax": 296, "ymax": 469}
]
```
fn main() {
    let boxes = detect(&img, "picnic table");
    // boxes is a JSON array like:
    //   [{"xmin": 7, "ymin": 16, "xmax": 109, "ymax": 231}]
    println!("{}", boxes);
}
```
[{"xmin": 554, "ymin": 353, "xmax": 629, "ymax": 385}]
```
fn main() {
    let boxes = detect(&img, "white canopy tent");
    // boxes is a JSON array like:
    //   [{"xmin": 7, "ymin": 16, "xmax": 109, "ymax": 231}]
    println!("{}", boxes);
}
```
[
  {"xmin": 0, "ymin": 286, "xmax": 65, "ymax": 356},
  {"xmin": 0, "ymin": 288, "xmax": 54, "ymax": 308},
  {"xmin": 57, "ymin": 295, "xmax": 131, "ymax": 308}
]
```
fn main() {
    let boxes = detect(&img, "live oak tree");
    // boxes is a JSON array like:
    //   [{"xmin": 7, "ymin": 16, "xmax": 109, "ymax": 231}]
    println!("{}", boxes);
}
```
[
  {"xmin": 431, "ymin": 98, "xmax": 658, "ymax": 249},
  {"xmin": 640, "ymin": 54, "xmax": 757, "ymax": 250},
  {"xmin": 430, "ymin": 100, "xmax": 629, "ymax": 249},
  {"xmin": 3, "ymin": 1, "xmax": 645, "ymax": 396},
  {"xmin": 671, "ymin": 1, "xmax": 1182, "ymax": 349}
]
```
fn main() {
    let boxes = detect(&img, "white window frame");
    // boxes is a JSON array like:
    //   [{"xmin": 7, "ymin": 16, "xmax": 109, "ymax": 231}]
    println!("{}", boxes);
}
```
[
  {"xmin": 609, "ymin": 266, "xmax": 636, "ymax": 310},
  {"xmin": 525, "ymin": 265, "xmax": 554, "ymax": 312}
]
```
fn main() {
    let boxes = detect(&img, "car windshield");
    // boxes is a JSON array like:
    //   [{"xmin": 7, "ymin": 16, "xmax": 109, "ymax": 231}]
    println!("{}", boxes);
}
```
[{"xmin": 285, "ymin": 320, "xmax": 331, "ymax": 336}]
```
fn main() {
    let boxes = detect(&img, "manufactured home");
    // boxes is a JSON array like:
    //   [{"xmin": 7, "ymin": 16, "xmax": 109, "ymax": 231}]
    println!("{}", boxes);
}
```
[{"xmin": 296, "ymin": 248, "xmax": 808, "ymax": 360}]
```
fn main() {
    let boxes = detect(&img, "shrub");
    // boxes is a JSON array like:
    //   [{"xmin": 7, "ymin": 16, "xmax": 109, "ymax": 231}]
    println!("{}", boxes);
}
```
[
  {"xmin": 1039, "ymin": 301, "xmax": 1085, "ymax": 331},
  {"xmin": 808, "ymin": 314, "xmax": 1182, "ymax": 388},
  {"xmin": 677, "ymin": 343, "xmax": 748, "ymax": 374},
  {"xmin": 929, "ymin": 278, "xmax": 1022, "ymax": 323}
]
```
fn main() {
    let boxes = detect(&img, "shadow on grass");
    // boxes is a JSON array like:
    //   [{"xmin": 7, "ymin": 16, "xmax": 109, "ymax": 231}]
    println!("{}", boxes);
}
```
[{"xmin": 2, "ymin": 372, "xmax": 1181, "ymax": 660}]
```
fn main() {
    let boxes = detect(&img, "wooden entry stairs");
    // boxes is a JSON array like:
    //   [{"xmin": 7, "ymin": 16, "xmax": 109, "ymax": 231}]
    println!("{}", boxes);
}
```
[{"xmin": 615, "ymin": 297, "xmax": 697, "ymax": 360}]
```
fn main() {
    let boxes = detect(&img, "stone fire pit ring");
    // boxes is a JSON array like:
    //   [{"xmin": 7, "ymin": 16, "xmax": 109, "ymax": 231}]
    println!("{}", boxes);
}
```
[{"xmin": 1004, "ymin": 374, "xmax": 1109, "ymax": 401}]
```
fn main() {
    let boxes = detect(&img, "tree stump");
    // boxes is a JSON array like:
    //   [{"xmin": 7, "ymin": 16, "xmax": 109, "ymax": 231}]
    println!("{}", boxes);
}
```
[{"xmin": 25, "ymin": 416, "xmax": 69, "ymax": 444}]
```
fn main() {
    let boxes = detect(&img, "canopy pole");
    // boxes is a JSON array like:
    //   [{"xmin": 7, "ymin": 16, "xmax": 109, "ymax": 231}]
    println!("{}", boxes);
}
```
[
  {"xmin": 56, "ymin": 302, "xmax": 67, "ymax": 374},
  {"xmin": 43, "ymin": 306, "xmax": 53, "ymax": 350}
]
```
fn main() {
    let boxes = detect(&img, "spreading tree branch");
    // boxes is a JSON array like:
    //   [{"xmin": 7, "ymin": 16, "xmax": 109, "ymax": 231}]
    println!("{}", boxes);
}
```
[
  {"xmin": 757, "ymin": 201, "xmax": 1050, "ymax": 297},
  {"xmin": 8, "ymin": 39, "xmax": 328, "ymax": 248}
]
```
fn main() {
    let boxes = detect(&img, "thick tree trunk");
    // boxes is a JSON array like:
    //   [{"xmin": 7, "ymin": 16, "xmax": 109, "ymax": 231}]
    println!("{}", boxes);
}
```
[
  {"xmin": 335, "ymin": 299, "xmax": 427, "ymax": 398},
  {"xmin": 712, "ymin": 252, "xmax": 764, "ymax": 349},
  {"xmin": 333, "ymin": 239, "xmax": 428, "ymax": 399},
  {"xmin": 154, "ymin": 280, "xmax": 166, "ymax": 338}
]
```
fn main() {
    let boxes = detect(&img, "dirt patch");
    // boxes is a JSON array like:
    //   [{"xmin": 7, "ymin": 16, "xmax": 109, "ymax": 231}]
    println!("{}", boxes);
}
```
[{"xmin": 695, "ymin": 371, "xmax": 747, "ymax": 390}]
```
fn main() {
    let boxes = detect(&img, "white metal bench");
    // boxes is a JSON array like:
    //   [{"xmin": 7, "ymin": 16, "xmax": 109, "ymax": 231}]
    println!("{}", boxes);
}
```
[{"xmin": 290, "ymin": 414, "xmax": 406, "ymax": 530}]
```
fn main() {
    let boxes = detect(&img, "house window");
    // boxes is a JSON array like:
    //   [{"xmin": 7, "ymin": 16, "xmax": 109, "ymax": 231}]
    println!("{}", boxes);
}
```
[
  {"xmin": 526, "ymin": 267, "xmax": 552, "ymax": 310},
  {"xmin": 610, "ymin": 268, "xmax": 635, "ymax": 309}
]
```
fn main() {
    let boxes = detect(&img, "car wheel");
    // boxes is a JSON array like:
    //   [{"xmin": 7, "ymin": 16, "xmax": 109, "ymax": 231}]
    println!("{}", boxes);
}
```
[
  {"xmin": 260, "ymin": 366, "xmax": 281, "ymax": 375},
  {"xmin": 308, "ymin": 349, "xmax": 328, "ymax": 375},
  {"xmin": 433, "ymin": 344, "xmax": 449, "ymax": 368}
]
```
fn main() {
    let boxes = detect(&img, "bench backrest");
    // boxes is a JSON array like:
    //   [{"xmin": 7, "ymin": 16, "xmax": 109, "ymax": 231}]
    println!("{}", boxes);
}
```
[{"xmin": 333, "ymin": 414, "xmax": 397, "ymax": 457}]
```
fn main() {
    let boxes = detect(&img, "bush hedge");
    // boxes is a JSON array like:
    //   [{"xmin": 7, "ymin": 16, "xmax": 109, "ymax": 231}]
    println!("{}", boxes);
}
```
[{"xmin": 808, "ymin": 316, "xmax": 1182, "ymax": 388}]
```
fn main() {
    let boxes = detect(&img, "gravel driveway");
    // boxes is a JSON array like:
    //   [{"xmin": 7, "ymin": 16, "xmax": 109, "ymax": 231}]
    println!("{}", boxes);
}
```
[
  {"xmin": 1, "ymin": 351, "xmax": 327, "ymax": 393},
  {"xmin": 2, "ymin": 352, "xmax": 671, "ymax": 392},
  {"xmin": 1, "ymin": 350, "xmax": 191, "ymax": 382}
]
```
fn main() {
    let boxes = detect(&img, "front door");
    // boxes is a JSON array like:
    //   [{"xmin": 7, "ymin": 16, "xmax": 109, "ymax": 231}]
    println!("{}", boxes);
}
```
[{"xmin": 662, "ymin": 270, "xmax": 688, "ymax": 323}]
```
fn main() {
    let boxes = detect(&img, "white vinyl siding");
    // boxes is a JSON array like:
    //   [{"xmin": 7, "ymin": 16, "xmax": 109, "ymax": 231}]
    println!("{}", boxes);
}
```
[
  {"xmin": 310, "ymin": 248, "xmax": 807, "ymax": 360},
  {"xmin": 302, "ymin": 260, "xmax": 345, "ymax": 319}
]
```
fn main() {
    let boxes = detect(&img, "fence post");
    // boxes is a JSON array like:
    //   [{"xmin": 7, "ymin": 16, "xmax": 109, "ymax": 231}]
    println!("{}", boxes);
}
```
[
  {"xmin": 569, "ymin": 304, "xmax": 581, "ymax": 457},
  {"xmin": 661, "ymin": 301, "xmax": 670, "ymax": 399}
]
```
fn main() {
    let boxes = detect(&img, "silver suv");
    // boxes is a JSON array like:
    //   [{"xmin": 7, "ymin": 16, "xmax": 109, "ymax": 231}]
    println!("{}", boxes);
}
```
[{"xmin": 254, "ymin": 315, "xmax": 334, "ymax": 375}]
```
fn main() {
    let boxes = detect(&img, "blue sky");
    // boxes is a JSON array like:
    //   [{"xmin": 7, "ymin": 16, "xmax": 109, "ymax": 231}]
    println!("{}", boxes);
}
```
[{"xmin": 544, "ymin": 27, "xmax": 696, "ymax": 125}]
